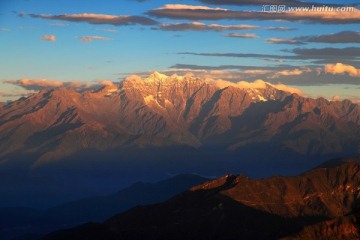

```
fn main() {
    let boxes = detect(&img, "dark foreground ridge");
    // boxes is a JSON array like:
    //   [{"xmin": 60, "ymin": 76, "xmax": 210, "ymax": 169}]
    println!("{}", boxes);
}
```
[
  {"xmin": 0, "ymin": 174, "xmax": 208, "ymax": 240},
  {"xmin": 43, "ymin": 157, "xmax": 360, "ymax": 240}
]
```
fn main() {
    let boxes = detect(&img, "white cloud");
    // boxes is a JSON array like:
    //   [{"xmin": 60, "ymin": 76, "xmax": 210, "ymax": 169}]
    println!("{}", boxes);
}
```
[
  {"xmin": 268, "ymin": 68, "xmax": 312, "ymax": 79},
  {"xmin": 324, "ymin": 63, "xmax": 360, "ymax": 77}
]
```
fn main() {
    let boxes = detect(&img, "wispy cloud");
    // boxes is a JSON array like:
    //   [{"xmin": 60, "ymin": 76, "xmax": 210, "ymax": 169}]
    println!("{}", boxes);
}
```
[
  {"xmin": 266, "ymin": 38, "xmax": 303, "ymax": 45},
  {"xmin": 268, "ymin": 67, "xmax": 312, "ymax": 78},
  {"xmin": 0, "ymin": 90, "xmax": 37, "ymax": 99},
  {"xmin": 179, "ymin": 51, "xmax": 293, "ymax": 60},
  {"xmin": 98, "ymin": 80, "xmax": 117, "ymax": 87},
  {"xmin": 153, "ymin": 21, "xmax": 259, "ymax": 31},
  {"xmin": 41, "ymin": 34, "xmax": 56, "ymax": 41},
  {"xmin": 0, "ymin": 28, "xmax": 10, "ymax": 32},
  {"xmin": 153, "ymin": 21, "xmax": 295, "ymax": 32},
  {"xmin": 96, "ymin": 28, "xmax": 118, "ymax": 33},
  {"xmin": 170, "ymin": 63, "xmax": 293, "ymax": 71},
  {"xmin": 224, "ymin": 33, "xmax": 259, "ymax": 39},
  {"xmin": 29, "ymin": 13, "xmax": 158, "ymax": 26},
  {"xmin": 148, "ymin": 4, "xmax": 360, "ymax": 24},
  {"xmin": 170, "ymin": 64, "xmax": 312, "ymax": 80},
  {"xmin": 266, "ymin": 26, "xmax": 296, "ymax": 31},
  {"xmin": 78, "ymin": 35, "xmax": 112, "ymax": 42},
  {"xmin": 325, "ymin": 63, "xmax": 360, "ymax": 77}
]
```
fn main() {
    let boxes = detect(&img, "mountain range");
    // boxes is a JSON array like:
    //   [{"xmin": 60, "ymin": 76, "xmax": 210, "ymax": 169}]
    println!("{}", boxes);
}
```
[
  {"xmin": 1, "ymin": 72, "xmax": 359, "ymax": 167},
  {"xmin": 42, "ymin": 157, "xmax": 360, "ymax": 240},
  {"xmin": 1, "ymin": 72, "xmax": 360, "ymax": 207}
]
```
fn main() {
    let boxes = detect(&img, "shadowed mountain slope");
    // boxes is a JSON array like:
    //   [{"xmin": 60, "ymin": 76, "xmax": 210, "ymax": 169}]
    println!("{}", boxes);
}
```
[
  {"xmin": 43, "ymin": 157, "xmax": 360, "ymax": 240},
  {"xmin": 0, "ymin": 174, "xmax": 208, "ymax": 240}
]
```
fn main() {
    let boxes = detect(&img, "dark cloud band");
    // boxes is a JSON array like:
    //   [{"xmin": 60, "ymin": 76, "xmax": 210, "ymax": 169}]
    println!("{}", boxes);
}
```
[
  {"xmin": 29, "ymin": 13, "xmax": 158, "ymax": 26},
  {"xmin": 267, "ymin": 31, "xmax": 360, "ymax": 45},
  {"xmin": 180, "ymin": 47, "xmax": 360, "ymax": 61},
  {"xmin": 148, "ymin": 5, "xmax": 360, "ymax": 24}
]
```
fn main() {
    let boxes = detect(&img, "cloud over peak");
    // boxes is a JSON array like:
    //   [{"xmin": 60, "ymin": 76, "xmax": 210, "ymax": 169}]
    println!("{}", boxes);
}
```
[
  {"xmin": 210, "ymin": 79, "xmax": 303, "ymax": 95},
  {"xmin": 29, "ymin": 13, "xmax": 158, "ymax": 26}
]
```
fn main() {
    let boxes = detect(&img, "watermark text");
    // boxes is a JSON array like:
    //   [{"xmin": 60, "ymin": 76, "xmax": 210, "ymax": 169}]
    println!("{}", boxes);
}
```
[{"xmin": 262, "ymin": 5, "xmax": 355, "ymax": 13}]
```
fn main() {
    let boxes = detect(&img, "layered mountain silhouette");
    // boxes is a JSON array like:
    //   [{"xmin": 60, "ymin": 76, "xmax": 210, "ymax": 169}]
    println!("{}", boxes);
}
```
[
  {"xmin": 43, "ymin": 157, "xmax": 360, "ymax": 240},
  {"xmin": 1, "ymin": 72, "xmax": 359, "ymax": 207},
  {"xmin": 0, "ymin": 174, "xmax": 208, "ymax": 240}
]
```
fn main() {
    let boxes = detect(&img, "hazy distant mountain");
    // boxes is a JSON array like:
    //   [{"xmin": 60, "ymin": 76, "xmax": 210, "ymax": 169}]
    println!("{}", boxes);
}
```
[
  {"xmin": 0, "ymin": 174, "xmax": 208, "ymax": 240},
  {"xmin": 43, "ymin": 157, "xmax": 360, "ymax": 240},
  {"xmin": 1, "ymin": 72, "xmax": 359, "ymax": 168},
  {"xmin": 1, "ymin": 72, "xmax": 359, "ymax": 207}
]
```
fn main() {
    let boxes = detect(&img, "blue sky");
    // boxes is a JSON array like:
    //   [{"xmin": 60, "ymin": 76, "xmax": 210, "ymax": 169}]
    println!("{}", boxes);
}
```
[{"xmin": 0, "ymin": 0, "xmax": 359, "ymax": 102}]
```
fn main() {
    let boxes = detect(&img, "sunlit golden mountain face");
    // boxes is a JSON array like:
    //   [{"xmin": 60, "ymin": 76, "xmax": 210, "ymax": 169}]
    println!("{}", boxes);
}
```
[{"xmin": 1, "ymin": 72, "xmax": 359, "ymax": 167}]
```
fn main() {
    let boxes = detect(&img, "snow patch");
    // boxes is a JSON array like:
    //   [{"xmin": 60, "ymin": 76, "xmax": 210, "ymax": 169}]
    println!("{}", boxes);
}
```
[{"xmin": 258, "ymin": 95, "xmax": 267, "ymax": 102}]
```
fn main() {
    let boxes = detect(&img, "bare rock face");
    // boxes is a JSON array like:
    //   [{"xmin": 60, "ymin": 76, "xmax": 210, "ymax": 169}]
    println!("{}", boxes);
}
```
[
  {"xmin": 42, "ymin": 157, "xmax": 360, "ymax": 240},
  {"xmin": 0, "ymin": 72, "xmax": 360, "ymax": 168}
]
